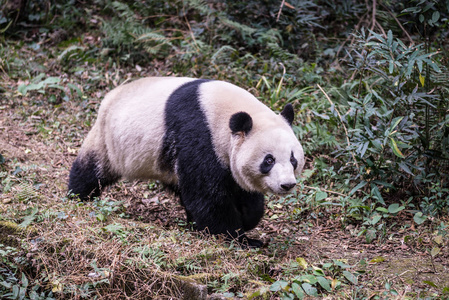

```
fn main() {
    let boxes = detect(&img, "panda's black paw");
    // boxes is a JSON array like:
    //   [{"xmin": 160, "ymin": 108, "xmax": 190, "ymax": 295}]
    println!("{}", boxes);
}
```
[{"xmin": 240, "ymin": 236, "xmax": 264, "ymax": 249}]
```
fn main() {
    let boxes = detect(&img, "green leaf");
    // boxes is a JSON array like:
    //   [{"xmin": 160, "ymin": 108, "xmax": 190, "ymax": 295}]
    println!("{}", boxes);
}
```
[
  {"xmin": 315, "ymin": 191, "xmax": 327, "ymax": 201},
  {"xmin": 423, "ymin": 280, "xmax": 438, "ymax": 288},
  {"xmin": 389, "ymin": 116, "xmax": 403, "ymax": 133},
  {"xmin": 96, "ymin": 213, "xmax": 106, "ymax": 222},
  {"xmin": 42, "ymin": 77, "xmax": 61, "ymax": 85},
  {"xmin": 102, "ymin": 223, "xmax": 125, "ymax": 236},
  {"xmin": 419, "ymin": 14, "xmax": 424, "ymax": 23},
  {"xmin": 21, "ymin": 272, "xmax": 29, "ymax": 289},
  {"xmin": 389, "ymin": 138, "xmax": 405, "ymax": 158},
  {"xmin": 398, "ymin": 162, "xmax": 414, "ymax": 176},
  {"xmin": 24, "ymin": 82, "xmax": 43, "ymax": 92},
  {"xmin": 388, "ymin": 203, "xmax": 405, "ymax": 214},
  {"xmin": 349, "ymin": 181, "xmax": 367, "ymax": 196},
  {"xmin": 13, "ymin": 285, "xmax": 19, "ymax": 298},
  {"xmin": 376, "ymin": 207, "xmax": 389, "ymax": 213},
  {"xmin": 19, "ymin": 207, "xmax": 38, "ymax": 228},
  {"xmin": 296, "ymin": 257, "xmax": 308, "ymax": 269},
  {"xmin": 291, "ymin": 282, "xmax": 304, "ymax": 299},
  {"xmin": 301, "ymin": 283, "xmax": 318, "ymax": 296},
  {"xmin": 299, "ymin": 274, "xmax": 317, "ymax": 284},
  {"xmin": 413, "ymin": 212, "xmax": 427, "ymax": 225},
  {"xmin": 68, "ymin": 83, "xmax": 83, "ymax": 97},
  {"xmin": 371, "ymin": 185, "xmax": 385, "ymax": 206},
  {"xmin": 312, "ymin": 111, "xmax": 330, "ymax": 120},
  {"xmin": 371, "ymin": 215, "xmax": 382, "ymax": 225},
  {"xmin": 18, "ymin": 84, "xmax": 28, "ymax": 95},
  {"xmin": 317, "ymin": 276, "xmax": 332, "ymax": 292},
  {"xmin": 248, "ymin": 288, "xmax": 264, "ymax": 299},
  {"xmin": 270, "ymin": 280, "xmax": 288, "ymax": 292},
  {"xmin": 432, "ymin": 11, "xmax": 440, "ymax": 23},
  {"xmin": 387, "ymin": 30, "xmax": 393, "ymax": 46},
  {"xmin": 312, "ymin": 266, "xmax": 325, "ymax": 277},
  {"xmin": 333, "ymin": 260, "xmax": 351, "ymax": 269},
  {"xmin": 343, "ymin": 271, "xmax": 358, "ymax": 285},
  {"xmin": 389, "ymin": 60, "xmax": 394, "ymax": 74},
  {"xmin": 369, "ymin": 256, "xmax": 385, "ymax": 264},
  {"xmin": 430, "ymin": 247, "xmax": 440, "ymax": 257},
  {"xmin": 366, "ymin": 228, "xmax": 377, "ymax": 243}
]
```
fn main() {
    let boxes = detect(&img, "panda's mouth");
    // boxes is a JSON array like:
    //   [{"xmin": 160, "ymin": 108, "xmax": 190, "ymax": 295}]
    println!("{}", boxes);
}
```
[{"xmin": 267, "ymin": 186, "xmax": 291, "ymax": 195}]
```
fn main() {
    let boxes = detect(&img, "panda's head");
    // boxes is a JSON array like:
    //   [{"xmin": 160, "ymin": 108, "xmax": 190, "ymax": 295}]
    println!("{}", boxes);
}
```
[{"xmin": 228, "ymin": 104, "xmax": 305, "ymax": 195}]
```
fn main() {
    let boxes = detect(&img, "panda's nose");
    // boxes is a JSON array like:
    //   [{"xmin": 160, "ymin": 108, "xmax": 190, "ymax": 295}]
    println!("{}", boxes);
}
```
[{"xmin": 280, "ymin": 183, "xmax": 296, "ymax": 191}]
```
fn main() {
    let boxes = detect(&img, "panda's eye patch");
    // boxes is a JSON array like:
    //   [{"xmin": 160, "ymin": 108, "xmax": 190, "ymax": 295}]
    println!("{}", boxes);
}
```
[
  {"xmin": 260, "ymin": 154, "xmax": 275, "ymax": 174},
  {"xmin": 290, "ymin": 152, "xmax": 298, "ymax": 170}
]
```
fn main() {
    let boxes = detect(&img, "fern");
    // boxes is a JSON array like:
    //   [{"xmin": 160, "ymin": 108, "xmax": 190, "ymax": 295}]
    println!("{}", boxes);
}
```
[
  {"xmin": 211, "ymin": 45, "xmax": 237, "ymax": 65},
  {"xmin": 184, "ymin": 0, "xmax": 210, "ymax": 15},
  {"xmin": 100, "ymin": 1, "xmax": 176, "ymax": 61}
]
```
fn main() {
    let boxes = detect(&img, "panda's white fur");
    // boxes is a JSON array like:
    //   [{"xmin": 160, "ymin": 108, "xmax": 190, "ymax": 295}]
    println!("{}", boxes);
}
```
[
  {"xmin": 69, "ymin": 77, "xmax": 305, "ymax": 247},
  {"xmin": 79, "ymin": 77, "xmax": 194, "ymax": 184}
]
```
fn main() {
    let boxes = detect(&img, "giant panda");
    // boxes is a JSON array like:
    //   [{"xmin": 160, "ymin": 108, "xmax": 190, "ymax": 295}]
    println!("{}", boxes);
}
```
[{"xmin": 68, "ymin": 77, "xmax": 305, "ymax": 247}]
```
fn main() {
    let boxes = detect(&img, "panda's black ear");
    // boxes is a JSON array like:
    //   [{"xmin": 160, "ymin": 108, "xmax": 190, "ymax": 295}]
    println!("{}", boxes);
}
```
[
  {"xmin": 229, "ymin": 112, "xmax": 253, "ymax": 135},
  {"xmin": 281, "ymin": 103, "xmax": 294, "ymax": 126}
]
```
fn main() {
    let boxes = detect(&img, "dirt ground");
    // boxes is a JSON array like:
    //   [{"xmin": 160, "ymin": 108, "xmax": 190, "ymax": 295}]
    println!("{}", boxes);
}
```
[{"xmin": 1, "ymin": 97, "xmax": 448, "ymax": 298}]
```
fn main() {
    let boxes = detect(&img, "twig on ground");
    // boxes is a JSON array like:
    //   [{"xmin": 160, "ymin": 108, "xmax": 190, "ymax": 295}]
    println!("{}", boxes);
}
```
[{"xmin": 303, "ymin": 185, "xmax": 347, "ymax": 197}]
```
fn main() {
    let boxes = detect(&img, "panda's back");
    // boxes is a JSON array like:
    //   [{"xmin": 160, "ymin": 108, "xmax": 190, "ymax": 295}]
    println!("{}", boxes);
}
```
[{"xmin": 100, "ymin": 77, "xmax": 195, "ymax": 182}]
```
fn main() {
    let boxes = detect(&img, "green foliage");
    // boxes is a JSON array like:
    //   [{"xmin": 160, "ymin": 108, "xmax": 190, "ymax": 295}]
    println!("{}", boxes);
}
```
[
  {"xmin": 92, "ymin": 199, "xmax": 126, "ymax": 222},
  {"xmin": 322, "ymin": 27, "xmax": 449, "ymax": 209},
  {"xmin": 250, "ymin": 258, "xmax": 362, "ymax": 299},
  {"xmin": 0, "ymin": 244, "xmax": 56, "ymax": 299}
]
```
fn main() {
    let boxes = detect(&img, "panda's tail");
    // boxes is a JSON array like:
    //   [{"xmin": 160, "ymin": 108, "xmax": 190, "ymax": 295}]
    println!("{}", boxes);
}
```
[{"xmin": 68, "ymin": 152, "xmax": 118, "ymax": 201}]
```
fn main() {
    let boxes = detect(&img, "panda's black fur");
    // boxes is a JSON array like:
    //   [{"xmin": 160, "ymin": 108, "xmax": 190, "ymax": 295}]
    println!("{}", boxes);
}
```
[
  {"xmin": 159, "ymin": 79, "xmax": 264, "ymax": 246},
  {"xmin": 68, "ymin": 152, "xmax": 118, "ymax": 200},
  {"xmin": 68, "ymin": 77, "xmax": 304, "ymax": 248}
]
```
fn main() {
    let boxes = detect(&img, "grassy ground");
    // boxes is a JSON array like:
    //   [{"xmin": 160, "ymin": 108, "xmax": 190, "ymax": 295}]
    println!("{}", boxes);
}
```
[{"xmin": 1, "ymin": 2, "xmax": 449, "ymax": 298}]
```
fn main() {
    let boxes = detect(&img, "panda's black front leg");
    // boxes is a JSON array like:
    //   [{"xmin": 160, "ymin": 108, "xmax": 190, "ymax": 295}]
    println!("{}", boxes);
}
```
[
  {"xmin": 182, "ymin": 195, "xmax": 263, "ymax": 248},
  {"xmin": 237, "ymin": 191, "xmax": 265, "ymax": 232},
  {"xmin": 237, "ymin": 234, "xmax": 264, "ymax": 248}
]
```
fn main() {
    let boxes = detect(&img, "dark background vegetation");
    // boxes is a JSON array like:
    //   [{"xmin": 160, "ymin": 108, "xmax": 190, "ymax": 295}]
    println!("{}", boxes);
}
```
[{"xmin": 1, "ymin": 0, "xmax": 449, "ymax": 299}]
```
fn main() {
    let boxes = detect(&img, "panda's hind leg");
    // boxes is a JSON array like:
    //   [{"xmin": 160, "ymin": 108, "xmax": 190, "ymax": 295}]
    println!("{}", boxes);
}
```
[{"xmin": 68, "ymin": 152, "xmax": 119, "ymax": 201}]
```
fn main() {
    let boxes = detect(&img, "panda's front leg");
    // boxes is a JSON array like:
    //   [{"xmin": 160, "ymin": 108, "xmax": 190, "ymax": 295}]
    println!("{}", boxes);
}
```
[
  {"xmin": 237, "ymin": 191, "xmax": 265, "ymax": 232},
  {"xmin": 181, "ymin": 192, "xmax": 263, "ymax": 248}
]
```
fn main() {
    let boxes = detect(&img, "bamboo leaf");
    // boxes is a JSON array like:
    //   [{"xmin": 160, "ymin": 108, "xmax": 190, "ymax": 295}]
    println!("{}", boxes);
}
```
[
  {"xmin": 343, "ymin": 271, "xmax": 358, "ymax": 285},
  {"xmin": 349, "ymin": 181, "xmax": 367, "ymax": 196},
  {"xmin": 389, "ymin": 138, "xmax": 405, "ymax": 158},
  {"xmin": 389, "ymin": 116, "xmax": 403, "ymax": 133}
]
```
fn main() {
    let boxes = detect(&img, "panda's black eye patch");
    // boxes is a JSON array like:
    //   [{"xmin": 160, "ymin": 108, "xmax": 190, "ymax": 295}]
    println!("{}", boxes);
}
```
[
  {"xmin": 260, "ymin": 154, "xmax": 275, "ymax": 174},
  {"xmin": 290, "ymin": 152, "xmax": 298, "ymax": 170}
]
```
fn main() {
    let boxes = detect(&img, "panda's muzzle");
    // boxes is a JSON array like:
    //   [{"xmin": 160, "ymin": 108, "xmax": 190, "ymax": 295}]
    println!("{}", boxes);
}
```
[{"xmin": 280, "ymin": 182, "xmax": 296, "ymax": 192}]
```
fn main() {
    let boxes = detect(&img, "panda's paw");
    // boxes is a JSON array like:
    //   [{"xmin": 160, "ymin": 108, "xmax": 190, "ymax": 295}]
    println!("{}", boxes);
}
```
[{"xmin": 240, "ymin": 236, "xmax": 264, "ymax": 249}]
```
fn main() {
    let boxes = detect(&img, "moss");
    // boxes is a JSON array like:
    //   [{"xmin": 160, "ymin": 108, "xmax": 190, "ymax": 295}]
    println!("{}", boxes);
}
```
[
  {"xmin": 375, "ymin": 257, "xmax": 449, "ymax": 290},
  {"xmin": 0, "ymin": 220, "xmax": 25, "ymax": 247}
]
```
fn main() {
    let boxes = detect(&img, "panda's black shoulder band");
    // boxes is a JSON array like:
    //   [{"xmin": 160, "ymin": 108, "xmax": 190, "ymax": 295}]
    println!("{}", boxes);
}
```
[{"xmin": 229, "ymin": 112, "xmax": 253, "ymax": 134}]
